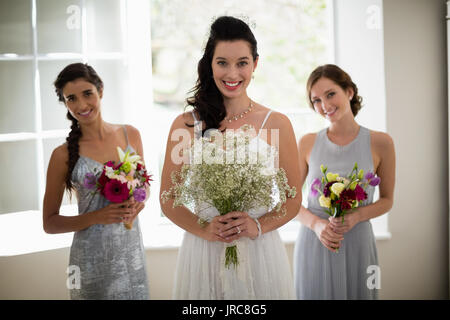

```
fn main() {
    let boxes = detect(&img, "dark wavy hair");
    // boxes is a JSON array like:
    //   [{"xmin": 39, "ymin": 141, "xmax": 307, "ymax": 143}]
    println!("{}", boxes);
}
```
[
  {"xmin": 53, "ymin": 63, "xmax": 104, "ymax": 194},
  {"xmin": 186, "ymin": 16, "xmax": 258, "ymax": 132},
  {"xmin": 306, "ymin": 64, "xmax": 363, "ymax": 117}
]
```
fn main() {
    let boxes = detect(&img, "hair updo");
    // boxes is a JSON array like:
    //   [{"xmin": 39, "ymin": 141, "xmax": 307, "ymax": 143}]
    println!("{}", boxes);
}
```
[{"xmin": 306, "ymin": 64, "xmax": 363, "ymax": 117}]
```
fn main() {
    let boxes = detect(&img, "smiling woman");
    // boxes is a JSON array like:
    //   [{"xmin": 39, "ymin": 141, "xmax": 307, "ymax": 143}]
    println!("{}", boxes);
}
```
[
  {"xmin": 159, "ymin": 16, "xmax": 302, "ymax": 300},
  {"xmin": 293, "ymin": 64, "xmax": 395, "ymax": 300},
  {"xmin": 42, "ymin": 62, "xmax": 150, "ymax": 300}
]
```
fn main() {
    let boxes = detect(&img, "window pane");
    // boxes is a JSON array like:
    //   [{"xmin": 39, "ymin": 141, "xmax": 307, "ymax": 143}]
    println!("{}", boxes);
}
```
[
  {"xmin": 88, "ymin": 60, "xmax": 127, "ymax": 124},
  {"xmin": 0, "ymin": 61, "xmax": 35, "ymax": 134},
  {"xmin": 37, "ymin": 0, "xmax": 82, "ymax": 53},
  {"xmin": 43, "ymin": 137, "xmax": 73, "ymax": 206},
  {"xmin": 85, "ymin": 0, "xmax": 123, "ymax": 53},
  {"xmin": 39, "ymin": 59, "xmax": 79, "ymax": 131},
  {"xmin": 0, "ymin": 140, "xmax": 39, "ymax": 214},
  {"xmin": 0, "ymin": 0, "xmax": 32, "ymax": 55},
  {"xmin": 150, "ymin": 0, "xmax": 329, "ymax": 111}
]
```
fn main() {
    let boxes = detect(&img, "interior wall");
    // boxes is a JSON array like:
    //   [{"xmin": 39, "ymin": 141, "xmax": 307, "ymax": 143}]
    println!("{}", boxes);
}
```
[{"xmin": 0, "ymin": 0, "xmax": 449, "ymax": 300}]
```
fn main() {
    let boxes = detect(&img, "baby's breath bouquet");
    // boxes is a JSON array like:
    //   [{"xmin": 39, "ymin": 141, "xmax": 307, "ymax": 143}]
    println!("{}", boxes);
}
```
[{"xmin": 162, "ymin": 125, "xmax": 296, "ymax": 269}]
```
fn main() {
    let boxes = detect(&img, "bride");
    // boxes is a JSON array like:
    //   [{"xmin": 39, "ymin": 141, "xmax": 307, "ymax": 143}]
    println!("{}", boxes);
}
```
[{"xmin": 159, "ymin": 16, "xmax": 301, "ymax": 299}]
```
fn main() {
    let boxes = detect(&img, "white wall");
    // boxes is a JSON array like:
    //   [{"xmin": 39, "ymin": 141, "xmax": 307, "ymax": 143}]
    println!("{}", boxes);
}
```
[
  {"xmin": 0, "ymin": 0, "xmax": 448, "ymax": 300},
  {"xmin": 379, "ymin": 0, "xmax": 448, "ymax": 299}
]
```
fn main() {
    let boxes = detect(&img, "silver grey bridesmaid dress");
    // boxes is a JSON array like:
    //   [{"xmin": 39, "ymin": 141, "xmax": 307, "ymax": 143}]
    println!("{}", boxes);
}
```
[
  {"xmin": 68, "ymin": 126, "xmax": 149, "ymax": 299},
  {"xmin": 294, "ymin": 126, "xmax": 379, "ymax": 300}
]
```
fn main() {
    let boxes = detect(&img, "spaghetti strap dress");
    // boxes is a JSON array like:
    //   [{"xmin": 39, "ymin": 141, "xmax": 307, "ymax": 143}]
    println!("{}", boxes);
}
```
[
  {"xmin": 68, "ymin": 125, "xmax": 150, "ymax": 299},
  {"xmin": 172, "ymin": 111, "xmax": 295, "ymax": 300},
  {"xmin": 293, "ymin": 126, "xmax": 379, "ymax": 300}
]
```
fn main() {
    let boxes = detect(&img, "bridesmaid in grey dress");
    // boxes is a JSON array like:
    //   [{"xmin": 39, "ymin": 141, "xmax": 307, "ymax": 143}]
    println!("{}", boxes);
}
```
[
  {"xmin": 294, "ymin": 64, "xmax": 395, "ymax": 299},
  {"xmin": 42, "ymin": 63, "xmax": 150, "ymax": 299}
]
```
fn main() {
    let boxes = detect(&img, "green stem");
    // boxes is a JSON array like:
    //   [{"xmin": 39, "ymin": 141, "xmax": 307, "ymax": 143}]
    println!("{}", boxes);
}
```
[{"xmin": 225, "ymin": 245, "xmax": 238, "ymax": 269}]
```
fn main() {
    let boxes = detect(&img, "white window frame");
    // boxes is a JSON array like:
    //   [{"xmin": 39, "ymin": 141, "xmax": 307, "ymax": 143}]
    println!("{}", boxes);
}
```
[{"xmin": 0, "ymin": 0, "xmax": 152, "ymax": 256}]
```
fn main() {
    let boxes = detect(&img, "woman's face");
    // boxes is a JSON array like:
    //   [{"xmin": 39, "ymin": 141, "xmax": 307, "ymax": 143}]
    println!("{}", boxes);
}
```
[
  {"xmin": 211, "ymin": 40, "xmax": 258, "ymax": 100},
  {"xmin": 310, "ymin": 77, "xmax": 354, "ymax": 122},
  {"xmin": 62, "ymin": 78, "xmax": 102, "ymax": 124}
]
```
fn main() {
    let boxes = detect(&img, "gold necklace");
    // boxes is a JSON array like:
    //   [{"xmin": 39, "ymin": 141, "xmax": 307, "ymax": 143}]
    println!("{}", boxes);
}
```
[{"xmin": 225, "ymin": 100, "xmax": 254, "ymax": 123}]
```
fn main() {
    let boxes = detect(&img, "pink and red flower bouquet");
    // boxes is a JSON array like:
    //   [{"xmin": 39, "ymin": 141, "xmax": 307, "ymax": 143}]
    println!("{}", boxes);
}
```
[{"xmin": 83, "ymin": 146, "xmax": 153, "ymax": 229}]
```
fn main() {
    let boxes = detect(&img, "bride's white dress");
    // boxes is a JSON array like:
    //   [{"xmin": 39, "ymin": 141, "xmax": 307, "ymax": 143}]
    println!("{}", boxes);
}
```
[{"xmin": 172, "ymin": 111, "xmax": 295, "ymax": 300}]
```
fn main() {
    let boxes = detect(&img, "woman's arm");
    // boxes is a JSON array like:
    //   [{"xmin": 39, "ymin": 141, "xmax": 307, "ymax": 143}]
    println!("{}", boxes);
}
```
[
  {"xmin": 159, "ymin": 114, "xmax": 228, "ymax": 242},
  {"xmin": 296, "ymin": 133, "xmax": 343, "ymax": 251},
  {"xmin": 295, "ymin": 133, "xmax": 320, "ymax": 229},
  {"xmin": 43, "ymin": 145, "xmax": 134, "ymax": 234},
  {"xmin": 354, "ymin": 131, "xmax": 395, "ymax": 221},
  {"xmin": 43, "ymin": 145, "xmax": 95, "ymax": 234}
]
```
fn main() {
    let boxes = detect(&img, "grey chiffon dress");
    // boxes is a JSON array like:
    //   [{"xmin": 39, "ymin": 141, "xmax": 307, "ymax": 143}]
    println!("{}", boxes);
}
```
[
  {"xmin": 68, "ymin": 126, "xmax": 149, "ymax": 299},
  {"xmin": 293, "ymin": 126, "xmax": 379, "ymax": 300}
]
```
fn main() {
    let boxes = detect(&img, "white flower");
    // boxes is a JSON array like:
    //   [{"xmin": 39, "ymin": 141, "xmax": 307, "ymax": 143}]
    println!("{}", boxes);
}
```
[{"xmin": 105, "ymin": 166, "xmax": 118, "ymax": 179}]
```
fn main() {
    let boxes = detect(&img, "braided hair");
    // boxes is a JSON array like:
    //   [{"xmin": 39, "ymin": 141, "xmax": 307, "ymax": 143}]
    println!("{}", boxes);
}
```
[{"xmin": 53, "ymin": 63, "xmax": 103, "ymax": 194}]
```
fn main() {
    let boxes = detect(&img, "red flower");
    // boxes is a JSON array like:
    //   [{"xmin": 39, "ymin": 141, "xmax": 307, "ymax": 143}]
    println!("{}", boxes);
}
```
[
  {"xmin": 142, "ymin": 172, "xmax": 153, "ymax": 186},
  {"xmin": 105, "ymin": 161, "xmax": 115, "ymax": 168},
  {"xmin": 341, "ymin": 189, "xmax": 356, "ymax": 201},
  {"xmin": 103, "ymin": 180, "xmax": 130, "ymax": 203},
  {"xmin": 337, "ymin": 189, "xmax": 356, "ymax": 210},
  {"xmin": 97, "ymin": 169, "xmax": 109, "ymax": 195},
  {"xmin": 354, "ymin": 185, "xmax": 368, "ymax": 201}
]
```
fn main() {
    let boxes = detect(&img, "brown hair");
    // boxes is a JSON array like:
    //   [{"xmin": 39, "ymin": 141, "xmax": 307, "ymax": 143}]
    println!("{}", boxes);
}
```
[
  {"xmin": 53, "ymin": 63, "xmax": 104, "ymax": 194},
  {"xmin": 306, "ymin": 64, "xmax": 363, "ymax": 117}
]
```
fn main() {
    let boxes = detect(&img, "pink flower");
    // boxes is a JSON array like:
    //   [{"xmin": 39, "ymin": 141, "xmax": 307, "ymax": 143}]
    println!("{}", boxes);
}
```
[
  {"xmin": 103, "ymin": 180, "xmax": 130, "ymax": 203},
  {"xmin": 310, "ymin": 178, "xmax": 321, "ymax": 197},
  {"xmin": 369, "ymin": 177, "xmax": 381, "ymax": 187},
  {"xmin": 83, "ymin": 172, "xmax": 97, "ymax": 189},
  {"xmin": 98, "ymin": 170, "xmax": 109, "ymax": 195},
  {"xmin": 365, "ymin": 172, "xmax": 381, "ymax": 186},
  {"xmin": 133, "ymin": 188, "xmax": 146, "ymax": 202},
  {"xmin": 365, "ymin": 172, "xmax": 375, "ymax": 180}
]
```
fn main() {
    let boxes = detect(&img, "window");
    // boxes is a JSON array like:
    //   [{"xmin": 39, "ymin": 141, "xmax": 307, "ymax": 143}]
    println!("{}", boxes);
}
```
[{"xmin": 0, "ymin": 0, "xmax": 152, "ymax": 255}]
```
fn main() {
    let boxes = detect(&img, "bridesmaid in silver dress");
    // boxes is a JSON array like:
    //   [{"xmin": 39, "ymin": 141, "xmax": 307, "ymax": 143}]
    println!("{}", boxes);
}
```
[
  {"xmin": 294, "ymin": 64, "xmax": 395, "ymax": 299},
  {"xmin": 42, "ymin": 63, "xmax": 149, "ymax": 299}
]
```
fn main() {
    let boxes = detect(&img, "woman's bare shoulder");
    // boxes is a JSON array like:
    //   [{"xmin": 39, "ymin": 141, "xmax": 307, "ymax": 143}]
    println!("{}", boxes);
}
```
[{"xmin": 369, "ymin": 130, "xmax": 394, "ymax": 149}]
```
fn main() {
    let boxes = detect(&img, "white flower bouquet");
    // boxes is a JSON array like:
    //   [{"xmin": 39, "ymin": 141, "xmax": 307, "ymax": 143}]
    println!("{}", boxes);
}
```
[{"xmin": 162, "ymin": 125, "xmax": 296, "ymax": 268}]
